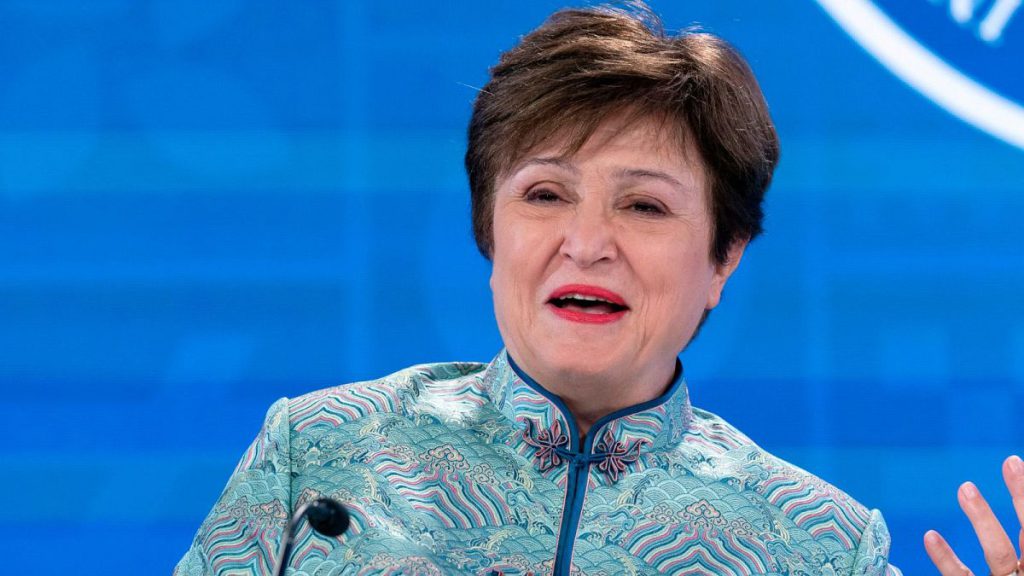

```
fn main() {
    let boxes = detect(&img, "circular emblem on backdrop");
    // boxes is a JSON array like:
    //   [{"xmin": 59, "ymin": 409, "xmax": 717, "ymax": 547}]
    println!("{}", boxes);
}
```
[{"xmin": 815, "ymin": 0, "xmax": 1024, "ymax": 150}]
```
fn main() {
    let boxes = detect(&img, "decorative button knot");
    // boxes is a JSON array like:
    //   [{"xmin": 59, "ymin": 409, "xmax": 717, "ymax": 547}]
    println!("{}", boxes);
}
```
[
  {"xmin": 521, "ymin": 419, "xmax": 647, "ymax": 483},
  {"xmin": 521, "ymin": 418, "xmax": 570, "ymax": 471},
  {"xmin": 594, "ymin": 428, "xmax": 646, "ymax": 483}
]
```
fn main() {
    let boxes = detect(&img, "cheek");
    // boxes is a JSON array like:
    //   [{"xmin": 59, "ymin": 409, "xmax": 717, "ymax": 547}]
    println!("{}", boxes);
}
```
[
  {"xmin": 490, "ymin": 209, "xmax": 515, "ymax": 289},
  {"xmin": 493, "ymin": 210, "xmax": 556, "ymax": 286},
  {"xmin": 490, "ymin": 253, "xmax": 516, "ymax": 311},
  {"xmin": 491, "ymin": 221, "xmax": 537, "ymax": 320},
  {"xmin": 490, "ymin": 260, "xmax": 522, "ymax": 346},
  {"xmin": 637, "ymin": 244, "xmax": 714, "ymax": 326}
]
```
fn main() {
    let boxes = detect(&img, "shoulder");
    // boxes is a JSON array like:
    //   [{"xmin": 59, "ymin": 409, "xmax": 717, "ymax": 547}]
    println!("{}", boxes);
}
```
[
  {"xmin": 680, "ymin": 407, "xmax": 880, "ymax": 553},
  {"xmin": 284, "ymin": 361, "xmax": 490, "ymax": 432}
]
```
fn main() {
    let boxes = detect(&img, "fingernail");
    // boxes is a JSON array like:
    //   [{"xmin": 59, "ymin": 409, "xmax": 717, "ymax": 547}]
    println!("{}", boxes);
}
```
[
  {"xmin": 924, "ymin": 530, "xmax": 939, "ymax": 545},
  {"xmin": 962, "ymin": 482, "xmax": 979, "ymax": 499},
  {"xmin": 1010, "ymin": 455, "xmax": 1024, "ymax": 475}
]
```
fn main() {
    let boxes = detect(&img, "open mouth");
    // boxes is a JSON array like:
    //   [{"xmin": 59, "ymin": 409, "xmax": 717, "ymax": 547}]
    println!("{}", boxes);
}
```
[
  {"xmin": 548, "ymin": 294, "xmax": 629, "ymax": 315},
  {"xmin": 546, "ymin": 285, "xmax": 629, "ymax": 324}
]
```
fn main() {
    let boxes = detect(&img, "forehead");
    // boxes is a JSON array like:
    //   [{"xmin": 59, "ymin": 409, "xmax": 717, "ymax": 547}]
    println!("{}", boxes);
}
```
[{"xmin": 506, "ymin": 113, "xmax": 703, "ymax": 179}]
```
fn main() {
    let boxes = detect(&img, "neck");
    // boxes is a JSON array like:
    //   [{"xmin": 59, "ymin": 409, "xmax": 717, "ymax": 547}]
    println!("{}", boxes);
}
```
[{"xmin": 561, "ymin": 398, "xmax": 607, "ymax": 438}]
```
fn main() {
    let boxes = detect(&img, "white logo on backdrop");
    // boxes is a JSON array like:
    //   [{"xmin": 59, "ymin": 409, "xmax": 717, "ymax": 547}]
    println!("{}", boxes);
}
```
[{"xmin": 815, "ymin": 0, "xmax": 1024, "ymax": 150}]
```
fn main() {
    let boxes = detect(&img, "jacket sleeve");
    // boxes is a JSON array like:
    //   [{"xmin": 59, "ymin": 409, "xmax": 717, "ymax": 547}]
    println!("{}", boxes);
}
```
[
  {"xmin": 851, "ymin": 508, "xmax": 902, "ymax": 576},
  {"xmin": 174, "ymin": 398, "xmax": 294, "ymax": 576}
]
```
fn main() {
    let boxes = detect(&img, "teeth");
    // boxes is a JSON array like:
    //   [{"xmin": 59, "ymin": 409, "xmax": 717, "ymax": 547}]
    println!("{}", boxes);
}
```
[{"xmin": 562, "ymin": 293, "xmax": 613, "ymax": 304}]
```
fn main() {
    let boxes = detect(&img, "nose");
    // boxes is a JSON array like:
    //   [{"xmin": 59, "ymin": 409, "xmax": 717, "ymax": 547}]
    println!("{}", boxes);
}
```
[{"xmin": 559, "ymin": 204, "xmax": 617, "ymax": 268}]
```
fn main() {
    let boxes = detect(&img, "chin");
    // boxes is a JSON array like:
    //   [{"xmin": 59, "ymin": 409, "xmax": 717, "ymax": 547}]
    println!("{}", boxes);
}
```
[{"xmin": 540, "ymin": 346, "xmax": 628, "ymax": 383}]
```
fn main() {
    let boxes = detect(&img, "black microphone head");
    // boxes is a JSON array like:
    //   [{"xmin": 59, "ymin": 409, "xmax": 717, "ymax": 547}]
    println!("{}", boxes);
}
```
[{"xmin": 306, "ymin": 498, "xmax": 350, "ymax": 537}]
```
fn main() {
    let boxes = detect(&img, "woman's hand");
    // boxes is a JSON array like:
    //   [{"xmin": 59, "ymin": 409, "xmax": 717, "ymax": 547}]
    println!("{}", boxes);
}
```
[{"xmin": 925, "ymin": 455, "xmax": 1024, "ymax": 575}]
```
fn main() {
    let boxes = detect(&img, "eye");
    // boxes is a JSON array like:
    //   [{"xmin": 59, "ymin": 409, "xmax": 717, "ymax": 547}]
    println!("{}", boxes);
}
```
[
  {"xmin": 626, "ymin": 199, "xmax": 667, "ymax": 216},
  {"xmin": 525, "ymin": 187, "xmax": 564, "ymax": 204}
]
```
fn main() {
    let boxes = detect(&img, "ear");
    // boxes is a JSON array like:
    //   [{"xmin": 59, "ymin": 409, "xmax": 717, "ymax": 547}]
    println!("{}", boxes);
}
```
[{"xmin": 705, "ymin": 238, "xmax": 748, "ymax": 310}]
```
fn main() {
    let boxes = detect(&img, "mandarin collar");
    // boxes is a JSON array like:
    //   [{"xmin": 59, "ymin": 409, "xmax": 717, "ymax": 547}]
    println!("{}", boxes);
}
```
[{"xmin": 481, "ymin": 350, "xmax": 693, "ymax": 465}]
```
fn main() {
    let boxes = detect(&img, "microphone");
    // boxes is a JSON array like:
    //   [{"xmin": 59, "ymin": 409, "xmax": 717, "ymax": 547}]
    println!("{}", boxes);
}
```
[
  {"xmin": 272, "ymin": 497, "xmax": 351, "ymax": 576},
  {"xmin": 304, "ymin": 498, "xmax": 350, "ymax": 537}
]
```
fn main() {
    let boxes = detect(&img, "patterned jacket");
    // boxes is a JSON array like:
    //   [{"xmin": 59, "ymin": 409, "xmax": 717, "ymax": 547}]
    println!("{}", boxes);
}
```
[{"xmin": 176, "ymin": 352, "xmax": 901, "ymax": 575}]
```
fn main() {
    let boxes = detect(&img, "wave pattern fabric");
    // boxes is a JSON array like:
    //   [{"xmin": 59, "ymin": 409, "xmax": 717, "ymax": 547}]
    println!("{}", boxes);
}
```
[{"xmin": 176, "ymin": 352, "xmax": 901, "ymax": 575}]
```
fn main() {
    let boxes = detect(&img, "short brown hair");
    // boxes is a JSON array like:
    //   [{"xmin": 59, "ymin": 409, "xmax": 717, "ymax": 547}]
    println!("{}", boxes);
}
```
[{"xmin": 465, "ymin": 2, "xmax": 779, "ymax": 265}]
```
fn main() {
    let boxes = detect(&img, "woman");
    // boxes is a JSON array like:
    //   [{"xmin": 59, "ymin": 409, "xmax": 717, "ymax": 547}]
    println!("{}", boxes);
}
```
[{"xmin": 176, "ymin": 4, "xmax": 1020, "ymax": 575}]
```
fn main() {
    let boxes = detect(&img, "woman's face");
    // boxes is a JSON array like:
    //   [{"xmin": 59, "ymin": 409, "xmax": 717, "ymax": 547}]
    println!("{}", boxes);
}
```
[{"xmin": 490, "ymin": 114, "xmax": 746, "ymax": 400}]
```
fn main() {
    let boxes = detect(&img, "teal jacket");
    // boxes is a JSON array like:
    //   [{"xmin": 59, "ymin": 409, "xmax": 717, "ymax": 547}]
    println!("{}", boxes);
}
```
[{"xmin": 176, "ymin": 352, "xmax": 901, "ymax": 575}]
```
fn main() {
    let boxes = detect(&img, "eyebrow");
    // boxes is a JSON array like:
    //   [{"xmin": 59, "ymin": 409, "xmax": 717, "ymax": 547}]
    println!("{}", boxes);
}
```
[
  {"xmin": 613, "ymin": 168, "xmax": 686, "ymax": 190},
  {"xmin": 516, "ymin": 157, "xmax": 579, "ymax": 174},
  {"xmin": 515, "ymin": 158, "xmax": 687, "ymax": 190}
]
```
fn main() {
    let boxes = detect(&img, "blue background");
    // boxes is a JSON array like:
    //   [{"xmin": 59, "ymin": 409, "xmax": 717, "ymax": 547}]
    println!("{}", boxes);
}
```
[{"xmin": 1, "ymin": 1, "xmax": 1022, "ymax": 574}]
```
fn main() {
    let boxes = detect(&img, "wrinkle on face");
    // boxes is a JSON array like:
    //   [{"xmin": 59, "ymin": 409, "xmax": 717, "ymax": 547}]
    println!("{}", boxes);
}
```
[{"xmin": 489, "ymin": 112, "xmax": 743, "ymax": 423}]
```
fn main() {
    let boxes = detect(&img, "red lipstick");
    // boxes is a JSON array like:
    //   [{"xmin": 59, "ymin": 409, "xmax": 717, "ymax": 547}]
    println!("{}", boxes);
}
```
[{"xmin": 546, "ymin": 284, "xmax": 629, "ymax": 324}]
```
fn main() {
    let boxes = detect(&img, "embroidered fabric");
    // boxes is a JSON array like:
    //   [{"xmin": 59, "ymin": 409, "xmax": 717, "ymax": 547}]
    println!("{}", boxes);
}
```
[{"xmin": 175, "ymin": 352, "xmax": 902, "ymax": 575}]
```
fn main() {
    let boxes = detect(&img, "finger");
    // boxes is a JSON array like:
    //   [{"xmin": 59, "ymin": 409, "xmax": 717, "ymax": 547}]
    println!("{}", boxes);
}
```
[
  {"xmin": 924, "ymin": 529, "xmax": 974, "ymax": 575},
  {"xmin": 958, "ymin": 481, "xmax": 1019, "ymax": 575},
  {"xmin": 1002, "ymin": 455, "xmax": 1024, "ymax": 536},
  {"xmin": 1007, "ymin": 456, "xmax": 1024, "ymax": 572}
]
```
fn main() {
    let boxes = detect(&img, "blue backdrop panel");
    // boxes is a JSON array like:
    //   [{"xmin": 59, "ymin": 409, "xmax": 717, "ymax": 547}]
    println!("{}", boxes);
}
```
[{"xmin": 1, "ymin": 1, "xmax": 1022, "ymax": 574}]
